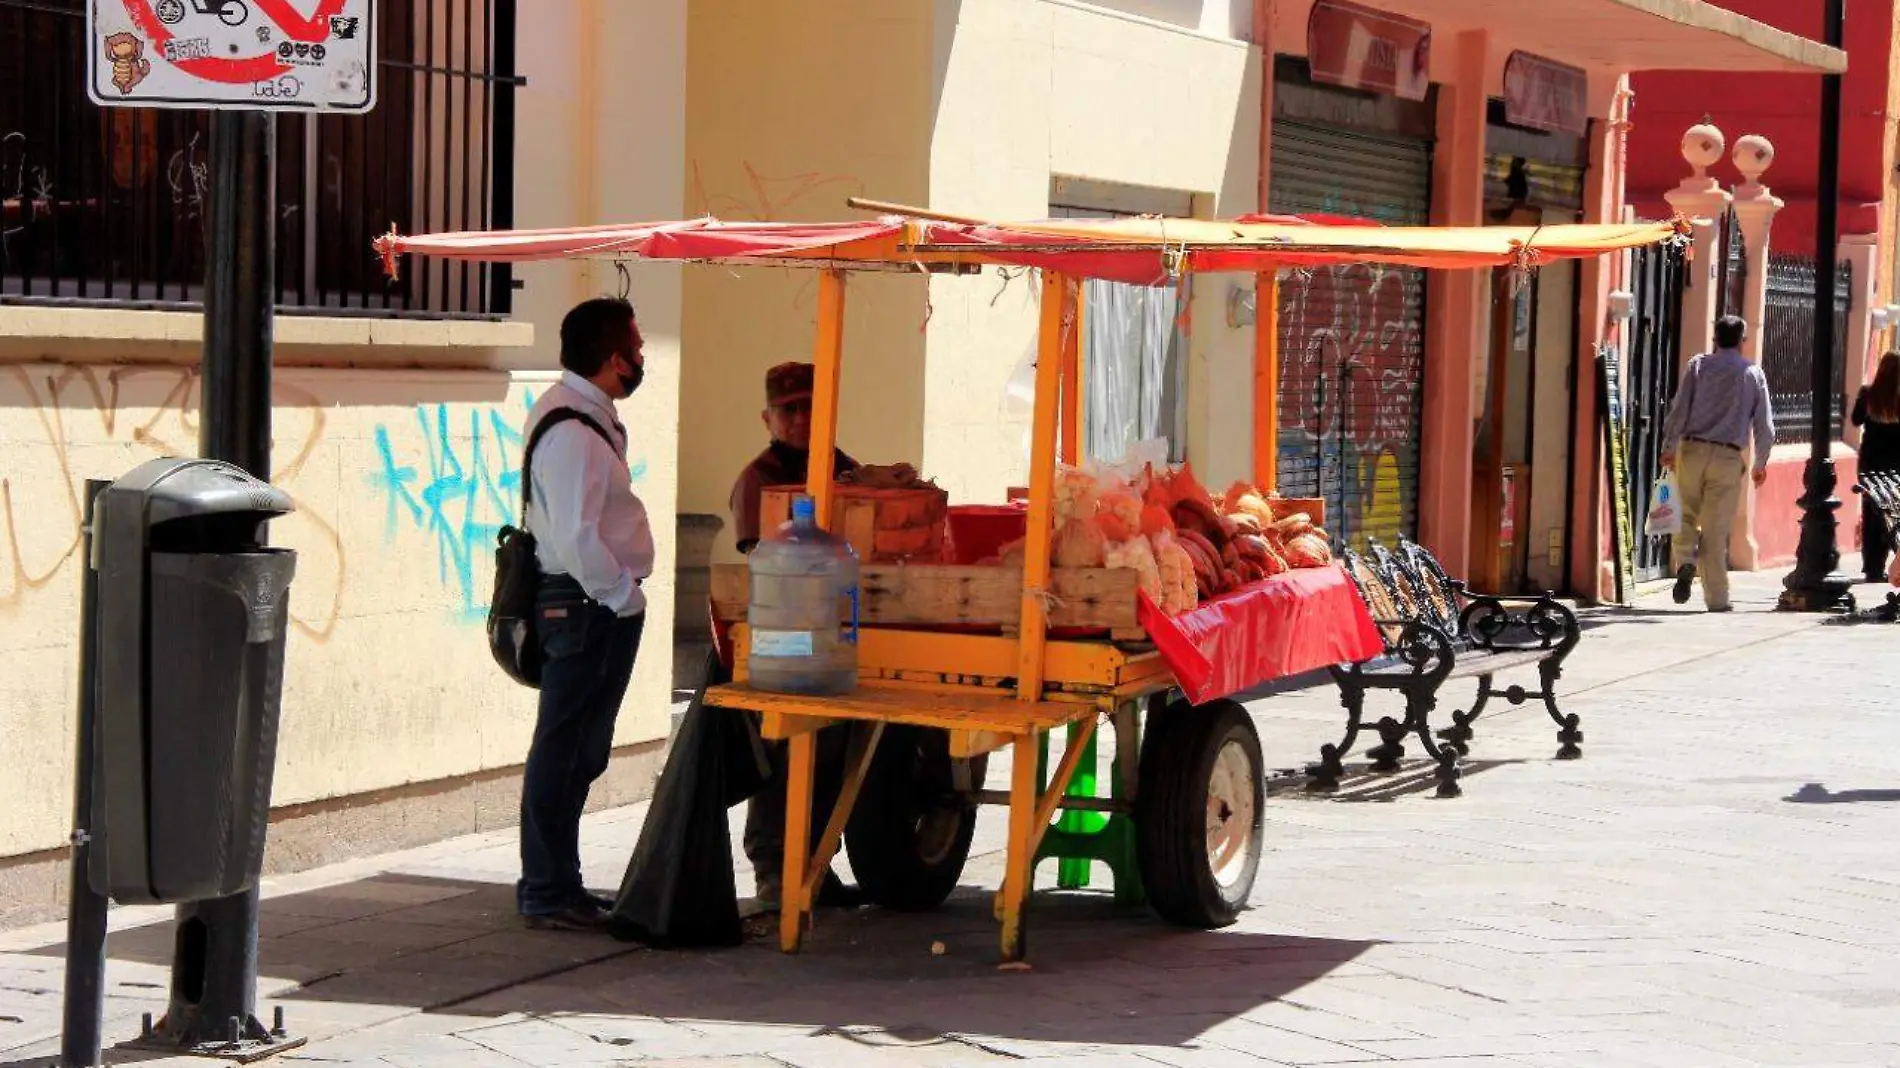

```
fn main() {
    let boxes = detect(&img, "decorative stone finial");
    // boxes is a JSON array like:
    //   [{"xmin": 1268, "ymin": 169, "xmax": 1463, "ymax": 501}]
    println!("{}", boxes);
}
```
[
  {"xmin": 1733, "ymin": 135, "xmax": 1775, "ymax": 184},
  {"xmin": 1681, "ymin": 123, "xmax": 1726, "ymax": 178}
]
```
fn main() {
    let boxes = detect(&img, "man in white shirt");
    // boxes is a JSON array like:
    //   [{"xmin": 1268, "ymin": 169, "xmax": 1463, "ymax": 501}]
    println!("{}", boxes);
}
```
[{"xmin": 517, "ymin": 297, "xmax": 656, "ymax": 930}]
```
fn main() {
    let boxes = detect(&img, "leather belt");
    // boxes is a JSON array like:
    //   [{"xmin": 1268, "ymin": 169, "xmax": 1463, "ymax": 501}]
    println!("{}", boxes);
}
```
[{"xmin": 1687, "ymin": 436, "xmax": 1741, "ymax": 451}]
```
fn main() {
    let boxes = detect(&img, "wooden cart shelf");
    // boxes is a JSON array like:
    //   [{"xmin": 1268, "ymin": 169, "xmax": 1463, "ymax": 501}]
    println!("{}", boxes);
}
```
[{"xmin": 705, "ymin": 681, "xmax": 1101, "ymax": 739}]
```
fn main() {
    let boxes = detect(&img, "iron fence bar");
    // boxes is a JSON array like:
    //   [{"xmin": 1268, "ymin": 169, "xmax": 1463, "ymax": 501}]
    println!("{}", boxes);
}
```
[
  {"xmin": 488, "ymin": 0, "xmax": 516, "ymax": 316},
  {"xmin": 421, "ymin": 0, "xmax": 438, "ymax": 312},
  {"xmin": 377, "ymin": 58, "xmax": 524, "ymax": 84},
  {"xmin": 459, "ymin": 0, "xmax": 474, "ymax": 314}
]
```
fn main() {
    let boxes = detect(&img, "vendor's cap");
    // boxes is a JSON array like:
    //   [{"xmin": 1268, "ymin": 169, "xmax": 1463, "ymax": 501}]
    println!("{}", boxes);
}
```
[{"xmin": 766, "ymin": 362, "xmax": 814, "ymax": 406}]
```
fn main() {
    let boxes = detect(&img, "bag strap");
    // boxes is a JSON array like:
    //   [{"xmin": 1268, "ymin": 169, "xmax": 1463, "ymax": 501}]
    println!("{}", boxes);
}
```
[{"xmin": 520, "ymin": 408, "xmax": 614, "ymax": 524}]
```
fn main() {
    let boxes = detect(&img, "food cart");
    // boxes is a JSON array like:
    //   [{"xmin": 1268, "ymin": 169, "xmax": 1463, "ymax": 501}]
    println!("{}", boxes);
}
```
[{"xmin": 376, "ymin": 208, "xmax": 1685, "ymax": 962}]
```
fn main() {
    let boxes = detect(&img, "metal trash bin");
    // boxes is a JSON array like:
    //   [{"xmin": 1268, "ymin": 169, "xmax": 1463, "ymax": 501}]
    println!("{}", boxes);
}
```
[{"xmin": 89, "ymin": 457, "xmax": 298, "ymax": 905}]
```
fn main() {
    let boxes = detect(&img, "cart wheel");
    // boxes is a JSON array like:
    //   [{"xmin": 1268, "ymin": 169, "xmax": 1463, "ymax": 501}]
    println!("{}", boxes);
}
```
[
  {"xmin": 845, "ymin": 725, "xmax": 986, "ymax": 911},
  {"xmin": 1135, "ymin": 698, "xmax": 1264, "ymax": 928}
]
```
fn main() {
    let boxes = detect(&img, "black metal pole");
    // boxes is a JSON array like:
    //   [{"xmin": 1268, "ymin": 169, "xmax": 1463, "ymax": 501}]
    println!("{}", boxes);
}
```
[
  {"xmin": 487, "ymin": 0, "xmax": 518, "ymax": 316},
  {"xmin": 145, "ymin": 109, "xmax": 293, "ymax": 1056},
  {"xmin": 1780, "ymin": 0, "xmax": 1855, "ymax": 611},
  {"xmin": 59, "ymin": 481, "xmax": 110, "ymax": 1068}
]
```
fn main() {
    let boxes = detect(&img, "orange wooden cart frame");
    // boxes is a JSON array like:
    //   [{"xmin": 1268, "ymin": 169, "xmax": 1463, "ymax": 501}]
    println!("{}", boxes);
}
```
[{"xmin": 375, "ymin": 204, "xmax": 1686, "ymax": 962}]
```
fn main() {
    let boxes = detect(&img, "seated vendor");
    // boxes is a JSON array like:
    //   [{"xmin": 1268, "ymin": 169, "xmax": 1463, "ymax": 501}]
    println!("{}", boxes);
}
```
[
  {"xmin": 729, "ymin": 361, "xmax": 860, "ymax": 554},
  {"xmin": 729, "ymin": 361, "xmax": 861, "ymax": 910}
]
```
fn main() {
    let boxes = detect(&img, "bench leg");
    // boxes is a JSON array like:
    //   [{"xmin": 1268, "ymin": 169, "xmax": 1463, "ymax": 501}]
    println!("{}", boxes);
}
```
[
  {"xmin": 1435, "ymin": 674, "xmax": 1491, "ymax": 757},
  {"xmin": 1401, "ymin": 688, "xmax": 1460, "ymax": 799},
  {"xmin": 1309, "ymin": 675, "xmax": 1368, "ymax": 792},
  {"xmin": 1366, "ymin": 715, "xmax": 1407, "ymax": 773},
  {"xmin": 1539, "ymin": 659, "xmax": 1583, "ymax": 760}
]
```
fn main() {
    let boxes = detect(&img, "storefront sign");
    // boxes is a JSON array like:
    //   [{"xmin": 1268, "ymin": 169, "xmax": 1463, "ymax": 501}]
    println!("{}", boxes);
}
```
[
  {"xmin": 1306, "ymin": 0, "xmax": 1431, "ymax": 103},
  {"xmin": 1504, "ymin": 52, "xmax": 1587, "ymax": 136}
]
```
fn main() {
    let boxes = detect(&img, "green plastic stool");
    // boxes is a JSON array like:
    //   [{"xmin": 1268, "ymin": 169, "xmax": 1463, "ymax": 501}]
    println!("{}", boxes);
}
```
[{"xmin": 1032, "ymin": 712, "xmax": 1146, "ymax": 906}]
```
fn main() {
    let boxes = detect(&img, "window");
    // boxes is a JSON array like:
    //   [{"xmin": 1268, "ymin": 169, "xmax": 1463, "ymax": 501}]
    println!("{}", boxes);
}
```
[
  {"xmin": 1049, "ymin": 178, "xmax": 1196, "ymax": 464},
  {"xmin": 0, "ymin": 0, "xmax": 518, "ymax": 317}
]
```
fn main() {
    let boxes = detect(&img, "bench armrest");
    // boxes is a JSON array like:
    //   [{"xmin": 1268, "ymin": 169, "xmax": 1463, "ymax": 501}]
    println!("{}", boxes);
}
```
[
  {"xmin": 1369, "ymin": 617, "xmax": 1457, "ymax": 680},
  {"xmin": 1458, "ymin": 595, "xmax": 1581, "ymax": 655}
]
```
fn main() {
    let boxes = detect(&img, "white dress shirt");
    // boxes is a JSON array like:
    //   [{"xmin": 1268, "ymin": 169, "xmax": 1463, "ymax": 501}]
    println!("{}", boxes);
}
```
[{"xmin": 524, "ymin": 371, "xmax": 656, "ymax": 617}]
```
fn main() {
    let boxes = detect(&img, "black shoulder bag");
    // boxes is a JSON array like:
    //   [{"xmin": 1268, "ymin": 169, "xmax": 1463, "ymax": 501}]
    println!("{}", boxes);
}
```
[{"xmin": 488, "ymin": 408, "xmax": 614, "ymax": 688}]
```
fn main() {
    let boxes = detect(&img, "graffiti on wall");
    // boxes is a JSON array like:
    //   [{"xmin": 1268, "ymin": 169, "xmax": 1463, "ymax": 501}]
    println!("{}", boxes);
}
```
[
  {"xmin": 0, "ymin": 364, "xmax": 345, "ymax": 641},
  {"xmin": 1277, "ymin": 262, "xmax": 1426, "ymax": 551},
  {"xmin": 369, "ymin": 394, "xmax": 649, "ymax": 623}
]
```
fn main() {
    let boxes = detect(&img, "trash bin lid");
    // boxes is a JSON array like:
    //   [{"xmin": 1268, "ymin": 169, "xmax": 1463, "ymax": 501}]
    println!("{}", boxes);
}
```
[{"xmin": 109, "ymin": 457, "xmax": 295, "ymax": 525}]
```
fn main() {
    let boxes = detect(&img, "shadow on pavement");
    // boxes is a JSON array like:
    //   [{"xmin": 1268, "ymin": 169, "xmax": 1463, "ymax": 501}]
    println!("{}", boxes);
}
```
[
  {"xmin": 20, "ymin": 873, "xmax": 1376, "ymax": 1049},
  {"xmin": 1267, "ymin": 759, "xmax": 1523, "ymax": 803},
  {"xmin": 1784, "ymin": 782, "xmax": 1900, "ymax": 804}
]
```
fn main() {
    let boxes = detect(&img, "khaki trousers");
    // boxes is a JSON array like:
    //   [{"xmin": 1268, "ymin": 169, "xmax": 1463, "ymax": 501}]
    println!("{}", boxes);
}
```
[{"xmin": 1670, "ymin": 439, "xmax": 1747, "ymax": 609}]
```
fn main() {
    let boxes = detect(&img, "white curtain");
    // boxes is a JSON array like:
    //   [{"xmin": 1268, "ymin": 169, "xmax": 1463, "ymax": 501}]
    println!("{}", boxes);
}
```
[{"xmin": 1084, "ymin": 279, "xmax": 1184, "ymax": 464}]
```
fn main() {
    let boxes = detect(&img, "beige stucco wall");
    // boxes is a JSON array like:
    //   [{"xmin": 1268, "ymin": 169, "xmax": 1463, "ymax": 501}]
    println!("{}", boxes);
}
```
[
  {"xmin": 0, "ymin": 0, "xmax": 685, "ymax": 862},
  {"xmin": 924, "ymin": 0, "xmax": 1262, "ymax": 499},
  {"xmin": 679, "ymin": 0, "xmax": 934, "ymax": 563}
]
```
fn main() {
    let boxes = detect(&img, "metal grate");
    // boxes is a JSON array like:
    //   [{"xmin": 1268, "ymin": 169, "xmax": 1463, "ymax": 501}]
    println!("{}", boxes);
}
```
[
  {"xmin": 1269, "ymin": 121, "xmax": 1431, "ymax": 551},
  {"xmin": 0, "ymin": 0, "xmax": 520, "ymax": 317},
  {"xmin": 1760, "ymin": 253, "xmax": 1852, "ymax": 445}
]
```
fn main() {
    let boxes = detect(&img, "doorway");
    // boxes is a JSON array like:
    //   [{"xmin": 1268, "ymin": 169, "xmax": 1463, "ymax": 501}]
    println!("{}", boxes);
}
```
[
  {"xmin": 1625, "ymin": 241, "xmax": 1687, "ymax": 582},
  {"xmin": 1470, "ymin": 207, "xmax": 1542, "ymax": 593}
]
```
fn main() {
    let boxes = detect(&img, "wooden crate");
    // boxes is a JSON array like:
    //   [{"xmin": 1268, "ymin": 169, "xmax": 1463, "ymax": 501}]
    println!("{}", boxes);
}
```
[
  {"xmin": 1273, "ymin": 496, "xmax": 1326, "ymax": 529},
  {"xmin": 711, "ymin": 563, "xmax": 1140, "ymax": 631},
  {"xmin": 760, "ymin": 483, "xmax": 949, "ymax": 563}
]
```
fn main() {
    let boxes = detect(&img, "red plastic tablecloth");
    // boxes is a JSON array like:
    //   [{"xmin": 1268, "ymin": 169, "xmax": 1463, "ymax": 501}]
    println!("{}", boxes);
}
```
[{"xmin": 1138, "ymin": 564, "xmax": 1384, "ymax": 705}]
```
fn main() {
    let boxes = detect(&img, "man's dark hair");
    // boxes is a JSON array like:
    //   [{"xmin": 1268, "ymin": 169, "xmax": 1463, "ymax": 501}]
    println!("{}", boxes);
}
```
[
  {"xmin": 559, "ymin": 297, "xmax": 635, "ymax": 377},
  {"xmin": 1714, "ymin": 315, "xmax": 1748, "ymax": 350}
]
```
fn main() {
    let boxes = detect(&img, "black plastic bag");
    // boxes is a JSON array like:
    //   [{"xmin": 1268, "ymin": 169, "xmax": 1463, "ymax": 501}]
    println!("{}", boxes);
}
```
[{"xmin": 608, "ymin": 648, "xmax": 770, "ymax": 948}]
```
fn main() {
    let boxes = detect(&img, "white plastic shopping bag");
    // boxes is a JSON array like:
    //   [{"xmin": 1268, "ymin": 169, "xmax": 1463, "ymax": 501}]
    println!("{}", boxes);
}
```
[{"xmin": 1645, "ymin": 469, "xmax": 1682, "ymax": 538}]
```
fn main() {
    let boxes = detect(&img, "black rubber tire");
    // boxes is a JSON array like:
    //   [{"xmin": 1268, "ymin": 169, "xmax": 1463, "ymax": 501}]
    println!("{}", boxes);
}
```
[
  {"xmin": 1135, "ymin": 698, "xmax": 1265, "ymax": 928},
  {"xmin": 844, "ymin": 726, "xmax": 987, "ymax": 911}
]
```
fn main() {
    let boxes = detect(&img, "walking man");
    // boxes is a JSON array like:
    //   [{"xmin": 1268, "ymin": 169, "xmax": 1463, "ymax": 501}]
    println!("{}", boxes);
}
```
[
  {"xmin": 1659, "ymin": 314, "xmax": 1775, "ymax": 612},
  {"xmin": 517, "ymin": 297, "xmax": 656, "ymax": 929}
]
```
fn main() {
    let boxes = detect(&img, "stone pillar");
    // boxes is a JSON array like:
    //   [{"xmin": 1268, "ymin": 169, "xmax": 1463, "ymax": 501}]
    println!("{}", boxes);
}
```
[
  {"xmin": 1418, "ymin": 29, "xmax": 1490, "ymax": 579},
  {"xmin": 1839, "ymin": 234, "xmax": 1880, "ymax": 557},
  {"xmin": 1839, "ymin": 234, "xmax": 1880, "ymax": 452},
  {"xmin": 1726, "ymin": 134, "xmax": 1782, "ymax": 571},
  {"xmin": 1663, "ymin": 124, "xmax": 1733, "ymax": 367}
]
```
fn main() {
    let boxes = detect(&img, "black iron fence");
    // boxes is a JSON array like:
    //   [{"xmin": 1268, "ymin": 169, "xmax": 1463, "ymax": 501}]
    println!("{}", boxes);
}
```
[
  {"xmin": 0, "ymin": 0, "xmax": 519, "ymax": 318},
  {"xmin": 1761, "ymin": 253, "xmax": 1851, "ymax": 445}
]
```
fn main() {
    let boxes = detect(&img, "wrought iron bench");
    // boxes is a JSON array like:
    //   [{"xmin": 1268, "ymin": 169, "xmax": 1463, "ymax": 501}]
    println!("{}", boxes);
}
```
[
  {"xmin": 1854, "ymin": 470, "xmax": 1900, "ymax": 620},
  {"xmin": 1309, "ymin": 538, "xmax": 1584, "ymax": 799}
]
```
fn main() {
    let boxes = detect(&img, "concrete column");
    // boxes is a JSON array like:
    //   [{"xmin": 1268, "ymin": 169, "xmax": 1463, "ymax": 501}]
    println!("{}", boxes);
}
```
[
  {"xmin": 1575, "ymin": 78, "xmax": 1631, "ymax": 604},
  {"xmin": 1840, "ymin": 234, "xmax": 1880, "ymax": 452},
  {"xmin": 1725, "ymin": 134, "xmax": 1782, "ymax": 572},
  {"xmin": 1840, "ymin": 233, "xmax": 1880, "ymax": 558},
  {"xmin": 1418, "ymin": 28, "xmax": 1488, "ymax": 579},
  {"xmin": 1663, "ymin": 124, "xmax": 1733, "ymax": 366}
]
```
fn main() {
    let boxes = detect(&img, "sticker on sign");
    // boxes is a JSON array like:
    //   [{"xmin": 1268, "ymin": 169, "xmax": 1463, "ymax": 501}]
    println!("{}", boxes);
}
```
[{"xmin": 88, "ymin": 0, "xmax": 376, "ymax": 112}]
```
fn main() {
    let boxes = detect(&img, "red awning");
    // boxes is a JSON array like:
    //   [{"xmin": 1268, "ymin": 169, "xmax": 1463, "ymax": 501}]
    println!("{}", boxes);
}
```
[{"xmin": 376, "ymin": 213, "xmax": 1689, "ymax": 287}]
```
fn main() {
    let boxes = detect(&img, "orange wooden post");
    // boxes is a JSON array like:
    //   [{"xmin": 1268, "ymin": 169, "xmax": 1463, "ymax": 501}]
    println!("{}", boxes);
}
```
[
  {"xmin": 1253, "ymin": 270, "xmax": 1280, "ymax": 492},
  {"xmin": 780, "ymin": 266, "xmax": 846, "ymax": 952},
  {"xmin": 1059, "ymin": 278, "xmax": 1083, "ymax": 466},
  {"xmin": 778, "ymin": 733, "xmax": 815, "ymax": 952},
  {"xmin": 807, "ymin": 268, "xmax": 847, "ymax": 524},
  {"xmin": 1017, "ymin": 270, "xmax": 1066, "ymax": 700}
]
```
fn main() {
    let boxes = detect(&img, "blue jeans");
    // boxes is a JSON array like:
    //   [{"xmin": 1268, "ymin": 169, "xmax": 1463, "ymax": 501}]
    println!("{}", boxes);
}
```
[{"xmin": 516, "ymin": 579, "xmax": 644, "ymax": 917}]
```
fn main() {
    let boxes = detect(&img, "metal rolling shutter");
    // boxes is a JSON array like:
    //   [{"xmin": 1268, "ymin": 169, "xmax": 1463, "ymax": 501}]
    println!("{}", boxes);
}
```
[{"xmin": 1269, "ymin": 121, "xmax": 1431, "ymax": 550}]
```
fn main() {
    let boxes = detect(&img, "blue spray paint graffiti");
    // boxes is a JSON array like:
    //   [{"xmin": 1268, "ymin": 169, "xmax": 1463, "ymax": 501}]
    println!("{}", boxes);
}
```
[{"xmin": 371, "ymin": 391, "xmax": 649, "ymax": 623}]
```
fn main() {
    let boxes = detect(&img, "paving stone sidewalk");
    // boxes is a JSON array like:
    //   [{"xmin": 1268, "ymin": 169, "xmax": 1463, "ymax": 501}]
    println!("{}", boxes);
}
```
[{"xmin": 4, "ymin": 573, "xmax": 1900, "ymax": 1067}]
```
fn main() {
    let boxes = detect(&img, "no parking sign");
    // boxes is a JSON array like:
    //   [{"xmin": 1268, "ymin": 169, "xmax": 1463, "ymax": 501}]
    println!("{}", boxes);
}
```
[{"xmin": 87, "ymin": 0, "xmax": 376, "ymax": 112}]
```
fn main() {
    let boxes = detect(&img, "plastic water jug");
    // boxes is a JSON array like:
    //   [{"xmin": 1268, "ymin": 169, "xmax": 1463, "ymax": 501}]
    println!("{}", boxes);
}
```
[{"xmin": 746, "ymin": 495, "xmax": 860, "ymax": 695}]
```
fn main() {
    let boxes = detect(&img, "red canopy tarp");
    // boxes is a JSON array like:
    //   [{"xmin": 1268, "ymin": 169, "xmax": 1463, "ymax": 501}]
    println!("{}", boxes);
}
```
[
  {"xmin": 376, "ymin": 213, "xmax": 1689, "ymax": 287},
  {"xmin": 1138, "ymin": 565, "xmax": 1384, "ymax": 705}
]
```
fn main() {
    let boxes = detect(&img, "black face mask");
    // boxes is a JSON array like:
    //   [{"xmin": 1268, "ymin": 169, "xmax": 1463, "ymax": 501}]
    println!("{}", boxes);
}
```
[{"xmin": 617, "ymin": 359, "xmax": 644, "ymax": 397}]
